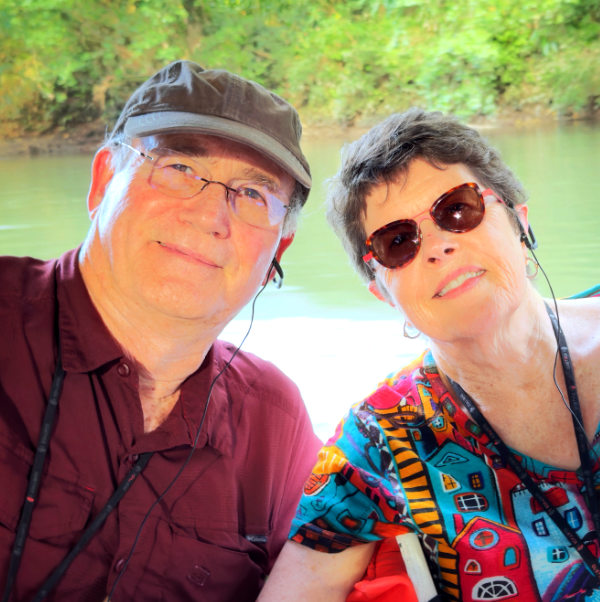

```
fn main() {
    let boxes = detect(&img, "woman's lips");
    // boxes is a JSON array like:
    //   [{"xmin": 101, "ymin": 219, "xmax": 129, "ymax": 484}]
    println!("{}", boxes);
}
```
[{"xmin": 434, "ymin": 268, "xmax": 485, "ymax": 298}]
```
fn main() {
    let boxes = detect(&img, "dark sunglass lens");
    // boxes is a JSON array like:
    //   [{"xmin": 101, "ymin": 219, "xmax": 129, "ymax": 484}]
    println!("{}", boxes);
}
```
[
  {"xmin": 433, "ymin": 187, "xmax": 484, "ymax": 232},
  {"xmin": 372, "ymin": 221, "xmax": 420, "ymax": 268}
]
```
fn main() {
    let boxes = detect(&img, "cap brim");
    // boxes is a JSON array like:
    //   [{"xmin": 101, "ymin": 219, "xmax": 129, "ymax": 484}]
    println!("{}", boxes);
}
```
[{"xmin": 124, "ymin": 111, "xmax": 311, "ymax": 189}]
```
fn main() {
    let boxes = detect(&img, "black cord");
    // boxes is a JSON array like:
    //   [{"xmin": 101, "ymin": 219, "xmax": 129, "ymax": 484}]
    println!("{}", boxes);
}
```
[
  {"xmin": 2, "ymin": 358, "xmax": 65, "ymax": 602},
  {"xmin": 31, "ymin": 452, "xmax": 153, "ymax": 602},
  {"xmin": 107, "ymin": 273, "xmax": 274, "ymax": 600},
  {"xmin": 531, "ymin": 247, "xmax": 598, "ymax": 461}
]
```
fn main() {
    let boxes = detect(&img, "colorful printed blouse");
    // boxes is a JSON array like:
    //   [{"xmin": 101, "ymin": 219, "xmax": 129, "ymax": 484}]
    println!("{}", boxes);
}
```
[{"xmin": 290, "ymin": 350, "xmax": 600, "ymax": 601}]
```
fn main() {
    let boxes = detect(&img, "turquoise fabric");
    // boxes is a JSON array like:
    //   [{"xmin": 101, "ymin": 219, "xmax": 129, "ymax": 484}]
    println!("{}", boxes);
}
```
[{"xmin": 291, "ymin": 350, "xmax": 600, "ymax": 601}]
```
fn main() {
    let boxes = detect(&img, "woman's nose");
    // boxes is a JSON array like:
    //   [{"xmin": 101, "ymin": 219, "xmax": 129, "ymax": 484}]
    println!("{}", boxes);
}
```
[{"xmin": 419, "ymin": 219, "xmax": 458, "ymax": 264}]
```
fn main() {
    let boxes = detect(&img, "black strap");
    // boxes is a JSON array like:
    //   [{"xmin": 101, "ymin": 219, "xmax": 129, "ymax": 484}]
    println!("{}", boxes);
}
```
[
  {"xmin": 545, "ymin": 303, "xmax": 600, "ymax": 538},
  {"xmin": 446, "ymin": 305, "xmax": 600, "ymax": 582},
  {"xmin": 1, "ymin": 356, "xmax": 154, "ymax": 602},
  {"xmin": 32, "ymin": 451, "xmax": 153, "ymax": 601},
  {"xmin": 1, "ymin": 357, "xmax": 65, "ymax": 602}
]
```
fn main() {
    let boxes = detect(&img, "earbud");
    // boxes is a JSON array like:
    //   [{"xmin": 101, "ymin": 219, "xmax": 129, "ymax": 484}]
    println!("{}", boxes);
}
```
[
  {"xmin": 520, "ymin": 224, "xmax": 538, "ymax": 250},
  {"xmin": 266, "ymin": 234, "xmax": 293, "ymax": 289},
  {"xmin": 271, "ymin": 258, "xmax": 284, "ymax": 288}
]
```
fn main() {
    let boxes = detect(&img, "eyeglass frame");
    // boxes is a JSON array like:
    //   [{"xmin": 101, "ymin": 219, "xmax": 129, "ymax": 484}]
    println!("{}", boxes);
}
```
[
  {"xmin": 362, "ymin": 182, "xmax": 505, "ymax": 269},
  {"xmin": 116, "ymin": 141, "xmax": 291, "ymax": 229}
]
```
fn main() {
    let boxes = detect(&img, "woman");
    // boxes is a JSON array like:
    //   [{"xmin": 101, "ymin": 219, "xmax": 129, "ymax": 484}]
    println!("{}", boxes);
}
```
[{"xmin": 258, "ymin": 109, "xmax": 600, "ymax": 601}]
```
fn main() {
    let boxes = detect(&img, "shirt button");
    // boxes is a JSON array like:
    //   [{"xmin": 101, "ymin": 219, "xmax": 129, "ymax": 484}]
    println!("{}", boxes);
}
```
[
  {"xmin": 117, "ymin": 363, "xmax": 130, "ymax": 377},
  {"xmin": 130, "ymin": 454, "xmax": 139, "ymax": 463},
  {"xmin": 114, "ymin": 558, "xmax": 126, "ymax": 572}
]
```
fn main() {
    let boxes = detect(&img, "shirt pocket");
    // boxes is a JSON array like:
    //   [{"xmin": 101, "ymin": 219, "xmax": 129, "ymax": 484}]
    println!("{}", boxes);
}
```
[
  {"xmin": 144, "ymin": 531, "xmax": 265, "ymax": 602},
  {"xmin": 0, "ymin": 433, "xmax": 95, "ymax": 545},
  {"xmin": 0, "ymin": 433, "xmax": 97, "ymax": 599}
]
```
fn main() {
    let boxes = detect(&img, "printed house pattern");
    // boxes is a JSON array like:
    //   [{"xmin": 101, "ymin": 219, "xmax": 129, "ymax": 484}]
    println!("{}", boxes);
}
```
[{"xmin": 290, "ymin": 351, "xmax": 600, "ymax": 601}]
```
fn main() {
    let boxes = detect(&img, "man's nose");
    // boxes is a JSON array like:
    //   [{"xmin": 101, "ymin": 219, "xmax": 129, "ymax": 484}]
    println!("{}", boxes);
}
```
[{"xmin": 183, "ymin": 180, "xmax": 231, "ymax": 237}]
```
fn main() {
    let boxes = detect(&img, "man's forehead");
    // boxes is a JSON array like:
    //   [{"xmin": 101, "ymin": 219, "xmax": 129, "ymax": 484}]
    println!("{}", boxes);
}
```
[
  {"xmin": 140, "ymin": 132, "xmax": 274, "ymax": 161},
  {"xmin": 141, "ymin": 132, "xmax": 222, "ymax": 155}
]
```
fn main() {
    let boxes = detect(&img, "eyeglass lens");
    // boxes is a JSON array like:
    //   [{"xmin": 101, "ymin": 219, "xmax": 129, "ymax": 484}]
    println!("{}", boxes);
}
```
[
  {"xmin": 148, "ymin": 154, "xmax": 287, "ymax": 228},
  {"xmin": 367, "ymin": 184, "xmax": 485, "ymax": 269}
]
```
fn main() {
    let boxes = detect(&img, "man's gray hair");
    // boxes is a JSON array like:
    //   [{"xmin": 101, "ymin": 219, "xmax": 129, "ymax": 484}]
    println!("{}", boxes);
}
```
[{"xmin": 326, "ymin": 108, "xmax": 528, "ymax": 282}]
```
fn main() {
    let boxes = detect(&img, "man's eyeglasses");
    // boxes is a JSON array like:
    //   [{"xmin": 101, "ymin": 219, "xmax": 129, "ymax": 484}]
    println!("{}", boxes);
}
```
[
  {"xmin": 118, "ymin": 142, "xmax": 290, "ymax": 229},
  {"xmin": 363, "ymin": 182, "xmax": 502, "ymax": 269}
]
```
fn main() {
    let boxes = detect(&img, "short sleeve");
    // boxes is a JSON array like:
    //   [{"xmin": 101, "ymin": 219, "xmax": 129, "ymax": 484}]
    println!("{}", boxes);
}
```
[
  {"xmin": 290, "ymin": 404, "xmax": 413, "ymax": 553},
  {"xmin": 268, "ymin": 398, "xmax": 322, "ymax": 567}
]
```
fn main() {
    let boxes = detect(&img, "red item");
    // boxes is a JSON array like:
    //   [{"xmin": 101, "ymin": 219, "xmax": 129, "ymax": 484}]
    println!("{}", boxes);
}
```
[{"xmin": 347, "ymin": 538, "xmax": 418, "ymax": 602}]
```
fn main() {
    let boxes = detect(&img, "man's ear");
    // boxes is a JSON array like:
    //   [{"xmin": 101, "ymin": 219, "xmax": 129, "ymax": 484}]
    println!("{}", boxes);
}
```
[
  {"xmin": 275, "ymin": 234, "xmax": 294, "ymax": 264},
  {"xmin": 87, "ymin": 147, "xmax": 115, "ymax": 217},
  {"xmin": 264, "ymin": 234, "xmax": 295, "ymax": 284},
  {"xmin": 367, "ymin": 279, "xmax": 394, "ymax": 307}
]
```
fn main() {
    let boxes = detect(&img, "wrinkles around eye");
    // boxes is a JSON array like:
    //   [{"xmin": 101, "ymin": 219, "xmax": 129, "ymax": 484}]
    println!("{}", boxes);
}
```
[
  {"xmin": 154, "ymin": 158, "xmax": 195, "ymax": 175},
  {"xmin": 150, "ymin": 154, "xmax": 287, "ymax": 209},
  {"xmin": 236, "ymin": 186, "xmax": 268, "ymax": 204}
]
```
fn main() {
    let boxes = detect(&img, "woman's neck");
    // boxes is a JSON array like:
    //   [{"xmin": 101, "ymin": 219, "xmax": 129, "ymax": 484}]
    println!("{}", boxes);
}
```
[
  {"xmin": 430, "ymin": 292, "xmax": 558, "ymax": 405},
  {"xmin": 428, "ymin": 294, "xmax": 600, "ymax": 470}
]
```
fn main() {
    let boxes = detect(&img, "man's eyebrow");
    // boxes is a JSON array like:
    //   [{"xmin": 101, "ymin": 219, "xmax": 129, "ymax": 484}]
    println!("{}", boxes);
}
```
[
  {"xmin": 145, "ymin": 141, "xmax": 283, "ymax": 191},
  {"xmin": 239, "ymin": 168, "xmax": 280, "ymax": 192},
  {"xmin": 151, "ymin": 144, "xmax": 209, "ymax": 157}
]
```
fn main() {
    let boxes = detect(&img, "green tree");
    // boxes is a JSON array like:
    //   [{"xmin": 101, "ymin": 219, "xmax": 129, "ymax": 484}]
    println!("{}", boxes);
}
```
[{"xmin": 0, "ymin": 0, "xmax": 598, "ymax": 137}]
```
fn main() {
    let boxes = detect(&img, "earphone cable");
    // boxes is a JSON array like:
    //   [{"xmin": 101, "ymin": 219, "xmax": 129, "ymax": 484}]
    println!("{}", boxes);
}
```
[
  {"xmin": 531, "ymin": 247, "xmax": 598, "ymax": 461},
  {"xmin": 107, "ymin": 271, "xmax": 274, "ymax": 600}
]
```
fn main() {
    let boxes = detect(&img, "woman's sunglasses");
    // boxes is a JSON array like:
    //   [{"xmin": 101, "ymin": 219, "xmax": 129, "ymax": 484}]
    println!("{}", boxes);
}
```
[{"xmin": 363, "ymin": 182, "xmax": 501, "ymax": 269}]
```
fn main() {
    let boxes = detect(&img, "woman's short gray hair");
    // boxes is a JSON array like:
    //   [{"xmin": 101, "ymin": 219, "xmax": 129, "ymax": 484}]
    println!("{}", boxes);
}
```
[{"xmin": 326, "ymin": 108, "xmax": 528, "ymax": 282}]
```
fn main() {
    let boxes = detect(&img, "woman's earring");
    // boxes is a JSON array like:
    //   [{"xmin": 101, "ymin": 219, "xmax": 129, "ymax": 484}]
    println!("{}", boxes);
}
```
[
  {"xmin": 525, "ymin": 256, "xmax": 539, "ymax": 279},
  {"xmin": 403, "ymin": 320, "xmax": 420, "ymax": 339}
]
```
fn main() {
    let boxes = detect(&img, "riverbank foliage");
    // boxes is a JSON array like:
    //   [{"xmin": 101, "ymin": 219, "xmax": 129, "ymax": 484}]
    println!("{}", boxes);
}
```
[{"xmin": 1, "ymin": 0, "xmax": 599, "ymax": 136}]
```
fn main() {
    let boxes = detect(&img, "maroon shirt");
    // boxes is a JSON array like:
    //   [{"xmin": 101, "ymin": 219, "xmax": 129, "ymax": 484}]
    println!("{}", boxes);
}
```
[{"xmin": 0, "ymin": 249, "xmax": 321, "ymax": 601}]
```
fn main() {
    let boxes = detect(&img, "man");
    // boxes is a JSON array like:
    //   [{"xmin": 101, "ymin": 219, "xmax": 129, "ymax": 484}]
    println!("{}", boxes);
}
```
[{"xmin": 0, "ymin": 60, "xmax": 321, "ymax": 601}]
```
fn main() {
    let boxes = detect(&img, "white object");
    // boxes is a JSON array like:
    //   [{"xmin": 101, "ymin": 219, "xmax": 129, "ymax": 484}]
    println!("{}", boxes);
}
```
[{"xmin": 396, "ymin": 532, "xmax": 438, "ymax": 602}]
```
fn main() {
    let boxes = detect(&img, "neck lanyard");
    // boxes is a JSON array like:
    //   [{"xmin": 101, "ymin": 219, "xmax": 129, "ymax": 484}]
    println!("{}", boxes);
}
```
[
  {"xmin": 1, "ymin": 355, "xmax": 154, "ymax": 602},
  {"xmin": 445, "ymin": 303, "xmax": 600, "ymax": 582},
  {"xmin": 545, "ymin": 303, "xmax": 600, "ymax": 533}
]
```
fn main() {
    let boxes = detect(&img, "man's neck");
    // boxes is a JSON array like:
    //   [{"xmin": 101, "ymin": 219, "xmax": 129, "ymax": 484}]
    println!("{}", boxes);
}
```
[{"xmin": 79, "ymin": 251, "xmax": 222, "ymax": 430}]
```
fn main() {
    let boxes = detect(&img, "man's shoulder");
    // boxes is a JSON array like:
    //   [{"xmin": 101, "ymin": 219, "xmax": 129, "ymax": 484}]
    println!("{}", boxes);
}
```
[
  {"xmin": 213, "ymin": 339, "xmax": 304, "ymax": 414},
  {"xmin": 0, "ymin": 249, "xmax": 80, "ymax": 300},
  {"xmin": 0, "ymin": 254, "xmax": 57, "ymax": 301}
]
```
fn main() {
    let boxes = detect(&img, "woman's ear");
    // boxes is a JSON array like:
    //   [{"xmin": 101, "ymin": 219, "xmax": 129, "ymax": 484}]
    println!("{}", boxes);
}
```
[
  {"xmin": 514, "ymin": 204, "xmax": 529, "ymax": 245},
  {"xmin": 368, "ymin": 279, "xmax": 394, "ymax": 307},
  {"xmin": 87, "ymin": 147, "xmax": 115, "ymax": 217}
]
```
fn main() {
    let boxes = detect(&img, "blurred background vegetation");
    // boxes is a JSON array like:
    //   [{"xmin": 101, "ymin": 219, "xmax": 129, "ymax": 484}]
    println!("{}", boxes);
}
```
[{"xmin": 1, "ymin": 0, "xmax": 599, "ymax": 138}]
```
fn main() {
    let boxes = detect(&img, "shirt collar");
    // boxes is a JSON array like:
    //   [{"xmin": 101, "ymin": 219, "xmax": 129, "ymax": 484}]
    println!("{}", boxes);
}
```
[
  {"xmin": 56, "ymin": 247, "xmax": 124, "ymax": 373},
  {"xmin": 137, "ymin": 343, "xmax": 234, "ymax": 458},
  {"xmin": 181, "ymin": 346, "xmax": 234, "ymax": 457},
  {"xmin": 55, "ymin": 248, "xmax": 234, "ymax": 457}
]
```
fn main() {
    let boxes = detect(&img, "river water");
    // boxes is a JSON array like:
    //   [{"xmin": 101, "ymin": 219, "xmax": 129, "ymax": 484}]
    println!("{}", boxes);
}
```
[{"xmin": 1, "ymin": 122, "xmax": 599, "ymax": 439}]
